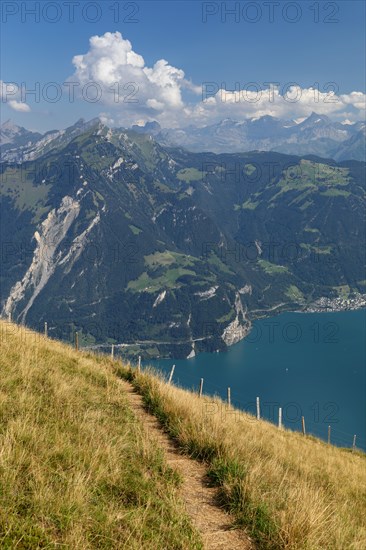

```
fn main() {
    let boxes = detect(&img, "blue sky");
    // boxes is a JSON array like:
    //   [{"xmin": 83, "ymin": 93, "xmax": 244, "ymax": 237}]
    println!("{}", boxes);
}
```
[{"xmin": 1, "ymin": 0, "xmax": 365, "ymax": 131}]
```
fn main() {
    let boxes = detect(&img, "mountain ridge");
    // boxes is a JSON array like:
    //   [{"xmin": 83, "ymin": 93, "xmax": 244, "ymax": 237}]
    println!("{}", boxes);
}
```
[
  {"xmin": 1, "ymin": 112, "xmax": 365, "ymax": 162},
  {"xmin": 1, "ymin": 121, "xmax": 365, "ymax": 358}
]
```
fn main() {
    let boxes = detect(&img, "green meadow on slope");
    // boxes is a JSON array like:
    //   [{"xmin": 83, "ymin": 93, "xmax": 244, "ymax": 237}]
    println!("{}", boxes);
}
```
[{"xmin": 2, "ymin": 122, "xmax": 365, "ymax": 359}]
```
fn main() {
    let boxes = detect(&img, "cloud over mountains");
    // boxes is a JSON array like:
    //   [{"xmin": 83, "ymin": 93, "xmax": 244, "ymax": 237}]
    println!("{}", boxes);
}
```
[
  {"xmin": 2, "ymin": 32, "xmax": 365, "ymax": 126},
  {"xmin": 69, "ymin": 31, "xmax": 194, "ymax": 126},
  {"xmin": 66, "ymin": 32, "xmax": 366, "ymax": 127}
]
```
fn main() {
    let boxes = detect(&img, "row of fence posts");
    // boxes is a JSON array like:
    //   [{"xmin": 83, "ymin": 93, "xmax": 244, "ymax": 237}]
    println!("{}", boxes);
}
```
[
  {"xmin": 42, "ymin": 324, "xmax": 359, "ymax": 453},
  {"xmin": 44, "ymin": 322, "xmax": 80, "ymax": 350},
  {"xmin": 194, "ymin": 376, "xmax": 358, "ymax": 451}
]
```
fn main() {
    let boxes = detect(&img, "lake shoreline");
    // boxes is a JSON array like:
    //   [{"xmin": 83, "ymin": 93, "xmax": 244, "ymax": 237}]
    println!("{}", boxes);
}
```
[
  {"xmin": 150, "ymin": 309, "xmax": 366, "ymax": 449},
  {"xmin": 226, "ymin": 293, "xmax": 366, "ymax": 357},
  {"xmin": 80, "ymin": 295, "xmax": 366, "ymax": 360}
]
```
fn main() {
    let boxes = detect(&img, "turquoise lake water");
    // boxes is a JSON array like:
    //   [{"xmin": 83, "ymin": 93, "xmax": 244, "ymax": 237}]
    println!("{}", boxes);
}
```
[{"xmin": 150, "ymin": 309, "xmax": 366, "ymax": 450}]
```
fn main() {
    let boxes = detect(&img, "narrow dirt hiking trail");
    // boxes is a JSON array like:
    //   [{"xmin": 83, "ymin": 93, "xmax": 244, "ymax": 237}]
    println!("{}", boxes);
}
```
[{"xmin": 119, "ymin": 379, "xmax": 253, "ymax": 549}]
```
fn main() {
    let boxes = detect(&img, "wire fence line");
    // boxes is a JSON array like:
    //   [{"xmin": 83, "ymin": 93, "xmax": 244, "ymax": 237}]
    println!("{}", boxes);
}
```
[
  {"xmin": 121, "ymin": 352, "xmax": 365, "ymax": 453},
  {"xmin": 32, "ymin": 323, "xmax": 365, "ymax": 453}
]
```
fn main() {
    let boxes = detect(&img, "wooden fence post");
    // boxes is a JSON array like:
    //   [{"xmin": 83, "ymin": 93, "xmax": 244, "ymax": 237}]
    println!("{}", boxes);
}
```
[
  {"xmin": 198, "ymin": 378, "xmax": 204, "ymax": 397},
  {"xmin": 44, "ymin": 322, "xmax": 48, "ymax": 337},
  {"xmin": 256, "ymin": 396, "xmax": 260, "ymax": 420},
  {"xmin": 328, "ymin": 425, "xmax": 331, "ymax": 444},
  {"xmin": 137, "ymin": 355, "xmax": 141, "ymax": 372},
  {"xmin": 75, "ymin": 332, "xmax": 79, "ymax": 351},
  {"xmin": 352, "ymin": 435, "xmax": 357, "ymax": 452},
  {"xmin": 278, "ymin": 407, "xmax": 282, "ymax": 429},
  {"xmin": 227, "ymin": 387, "xmax": 231, "ymax": 407},
  {"xmin": 111, "ymin": 344, "xmax": 114, "ymax": 359},
  {"xmin": 301, "ymin": 416, "xmax": 306, "ymax": 436},
  {"xmin": 168, "ymin": 364, "xmax": 175, "ymax": 384}
]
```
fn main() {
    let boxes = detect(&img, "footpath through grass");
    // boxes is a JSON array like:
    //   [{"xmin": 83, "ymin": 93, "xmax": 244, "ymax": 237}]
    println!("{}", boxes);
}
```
[
  {"xmin": 2, "ymin": 320, "xmax": 365, "ymax": 549},
  {"xmin": 0, "ymin": 322, "xmax": 202, "ymax": 549},
  {"xmin": 118, "ymin": 366, "xmax": 366, "ymax": 550}
]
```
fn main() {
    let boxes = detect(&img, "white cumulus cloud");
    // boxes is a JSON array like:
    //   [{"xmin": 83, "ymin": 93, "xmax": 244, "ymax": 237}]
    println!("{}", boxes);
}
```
[
  {"xmin": 67, "ymin": 33, "xmax": 366, "ymax": 127},
  {"xmin": 69, "ymin": 31, "xmax": 194, "ymax": 126},
  {"xmin": 191, "ymin": 84, "xmax": 364, "ymax": 123},
  {"xmin": 8, "ymin": 100, "xmax": 31, "ymax": 112},
  {"xmin": 340, "ymin": 91, "xmax": 366, "ymax": 111},
  {"xmin": 0, "ymin": 81, "xmax": 31, "ymax": 112}
]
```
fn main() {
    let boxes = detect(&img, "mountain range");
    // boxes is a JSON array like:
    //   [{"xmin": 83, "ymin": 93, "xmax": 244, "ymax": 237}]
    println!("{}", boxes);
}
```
[
  {"xmin": 135, "ymin": 112, "xmax": 365, "ymax": 161},
  {"xmin": 0, "ymin": 118, "xmax": 365, "ymax": 358},
  {"xmin": 1, "ymin": 113, "xmax": 365, "ymax": 163}
]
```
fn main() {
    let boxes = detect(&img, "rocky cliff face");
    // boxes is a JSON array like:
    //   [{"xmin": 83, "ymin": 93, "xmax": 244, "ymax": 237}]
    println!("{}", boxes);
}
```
[{"xmin": 4, "ymin": 195, "xmax": 81, "ymax": 322}]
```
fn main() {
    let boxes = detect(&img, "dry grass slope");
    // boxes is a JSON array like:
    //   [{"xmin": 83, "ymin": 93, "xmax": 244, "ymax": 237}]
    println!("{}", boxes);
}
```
[
  {"xmin": 118, "ymin": 367, "xmax": 366, "ymax": 550},
  {"xmin": 1, "ymin": 320, "xmax": 365, "ymax": 549},
  {"xmin": 0, "ymin": 322, "xmax": 202, "ymax": 549}
]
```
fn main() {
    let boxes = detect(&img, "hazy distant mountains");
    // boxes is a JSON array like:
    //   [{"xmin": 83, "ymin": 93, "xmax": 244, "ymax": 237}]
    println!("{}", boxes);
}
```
[
  {"xmin": 1, "ymin": 113, "xmax": 365, "ymax": 163},
  {"xmin": 133, "ymin": 113, "xmax": 366, "ymax": 161},
  {"xmin": 1, "ymin": 119, "xmax": 365, "ymax": 357},
  {"xmin": 0, "ymin": 119, "xmax": 42, "ymax": 154},
  {"xmin": 0, "ymin": 118, "xmax": 100, "ymax": 162}
]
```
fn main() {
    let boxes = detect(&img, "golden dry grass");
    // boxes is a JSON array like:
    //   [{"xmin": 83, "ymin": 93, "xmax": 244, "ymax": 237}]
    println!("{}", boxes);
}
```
[
  {"xmin": 120, "ymin": 367, "xmax": 366, "ymax": 549},
  {"xmin": 0, "ymin": 322, "xmax": 202, "ymax": 549},
  {"xmin": 2, "ymin": 319, "xmax": 365, "ymax": 549}
]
